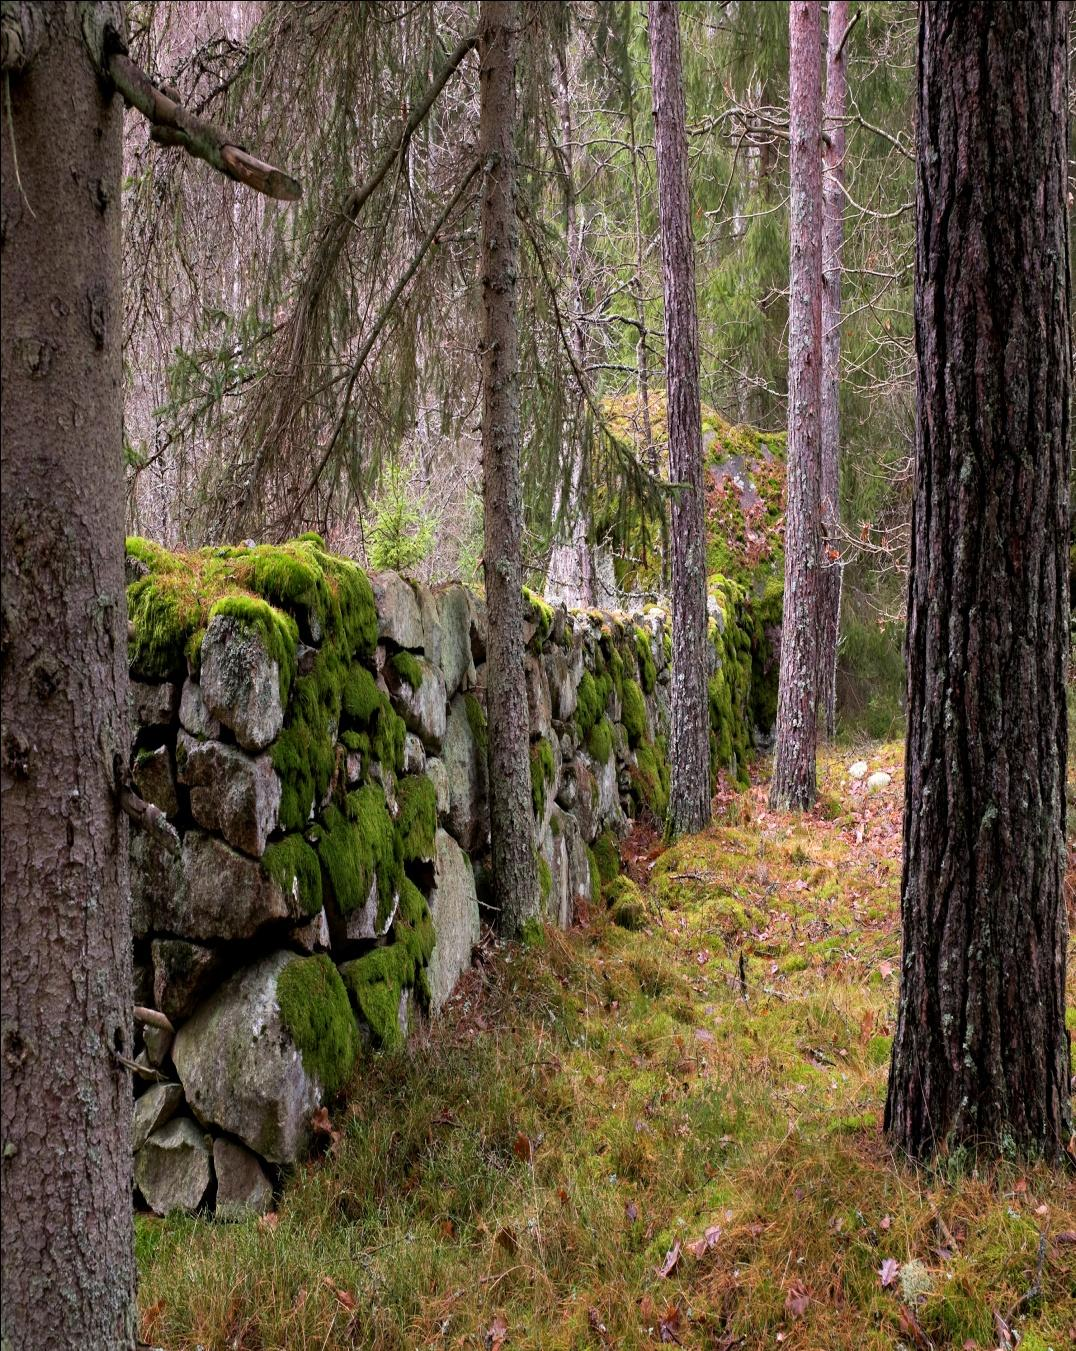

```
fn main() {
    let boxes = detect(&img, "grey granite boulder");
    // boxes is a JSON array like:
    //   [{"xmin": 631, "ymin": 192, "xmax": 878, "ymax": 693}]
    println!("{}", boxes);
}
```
[
  {"xmin": 130, "ymin": 825, "xmax": 187, "ymax": 940},
  {"xmin": 199, "ymin": 614, "xmax": 284, "ymax": 753},
  {"xmin": 441, "ymin": 695, "xmax": 488, "ymax": 852},
  {"xmin": 135, "ymin": 1117, "xmax": 212, "ymax": 1215},
  {"xmin": 132, "ymin": 1082, "xmax": 184, "ymax": 1152},
  {"xmin": 213, "ymin": 1137, "xmax": 273, "ymax": 1218},
  {"xmin": 179, "ymin": 677, "xmax": 221, "ymax": 740},
  {"xmin": 152, "ymin": 939, "xmax": 224, "ymax": 1023},
  {"xmin": 132, "ymin": 745, "xmax": 178, "ymax": 818},
  {"xmin": 424, "ymin": 756, "xmax": 451, "ymax": 821},
  {"xmin": 177, "ymin": 733, "xmax": 281, "ymax": 857},
  {"xmin": 133, "ymin": 680, "xmax": 178, "ymax": 729},
  {"xmin": 436, "ymin": 584, "xmax": 476, "ymax": 698},
  {"xmin": 369, "ymin": 571, "xmax": 423, "ymax": 650},
  {"xmin": 172, "ymin": 951, "xmax": 321, "ymax": 1165},
  {"xmin": 388, "ymin": 658, "xmax": 447, "ymax": 751},
  {"xmin": 426, "ymin": 829, "xmax": 480, "ymax": 1012},
  {"xmin": 177, "ymin": 832, "xmax": 292, "ymax": 942}
]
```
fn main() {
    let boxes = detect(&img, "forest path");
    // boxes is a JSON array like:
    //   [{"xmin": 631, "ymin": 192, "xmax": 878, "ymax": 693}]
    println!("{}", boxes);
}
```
[{"xmin": 137, "ymin": 741, "xmax": 1076, "ymax": 1351}]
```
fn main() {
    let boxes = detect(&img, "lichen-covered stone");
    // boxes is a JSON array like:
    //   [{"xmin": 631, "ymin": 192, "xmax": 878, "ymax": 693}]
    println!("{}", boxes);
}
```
[
  {"xmin": 388, "ymin": 657, "xmax": 447, "ymax": 751},
  {"xmin": 172, "ymin": 951, "xmax": 322, "ymax": 1165},
  {"xmin": 178, "ymin": 831, "xmax": 292, "ymax": 941},
  {"xmin": 369, "ymin": 570, "xmax": 424, "ymax": 650},
  {"xmin": 424, "ymin": 756, "xmax": 451, "ymax": 821},
  {"xmin": 135, "ymin": 1117, "xmax": 212, "ymax": 1215},
  {"xmin": 179, "ymin": 677, "xmax": 221, "ymax": 740},
  {"xmin": 426, "ymin": 829, "xmax": 480, "ymax": 1012},
  {"xmin": 292, "ymin": 907, "xmax": 331, "ymax": 954},
  {"xmin": 414, "ymin": 581, "xmax": 442, "ymax": 669},
  {"xmin": 441, "ymin": 695, "xmax": 488, "ymax": 852},
  {"xmin": 152, "ymin": 939, "xmax": 224, "ymax": 1023},
  {"xmin": 436, "ymin": 584, "xmax": 476, "ymax": 698},
  {"xmin": 133, "ymin": 679, "xmax": 178, "ymax": 728},
  {"xmin": 143, "ymin": 1024, "xmax": 173, "ymax": 1068},
  {"xmin": 132, "ymin": 745, "xmax": 178, "ymax": 818},
  {"xmin": 213, "ymin": 1137, "xmax": 273, "ymax": 1218},
  {"xmin": 524, "ymin": 653, "xmax": 553, "ymax": 739},
  {"xmin": 177, "ymin": 733, "xmax": 281, "ymax": 857},
  {"xmin": 130, "ymin": 825, "xmax": 187, "ymax": 940},
  {"xmin": 200, "ymin": 614, "xmax": 284, "ymax": 752},
  {"xmin": 132, "ymin": 1082, "xmax": 184, "ymax": 1152},
  {"xmin": 544, "ymin": 647, "xmax": 580, "ymax": 721}
]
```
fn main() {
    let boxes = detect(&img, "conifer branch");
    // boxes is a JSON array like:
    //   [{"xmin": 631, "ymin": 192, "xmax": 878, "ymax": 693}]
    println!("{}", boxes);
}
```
[{"xmin": 109, "ymin": 51, "xmax": 301, "ymax": 200}]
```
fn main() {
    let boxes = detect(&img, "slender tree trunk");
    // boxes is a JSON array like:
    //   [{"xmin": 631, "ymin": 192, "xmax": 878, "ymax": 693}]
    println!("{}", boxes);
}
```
[
  {"xmin": 818, "ymin": 0, "xmax": 847, "ymax": 741},
  {"xmin": 479, "ymin": 0, "xmax": 539, "ymax": 934},
  {"xmin": 545, "ymin": 35, "xmax": 596, "ymax": 609},
  {"xmin": 649, "ymin": 0, "xmax": 711, "ymax": 837},
  {"xmin": 886, "ymin": 1, "xmax": 1072, "ymax": 1162},
  {"xmin": 625, "ymin": 59, "xmax": 657, "ymax": 475},
  {"xmin": 1, "ymin": 4, "xmax": 136, "ymax": 1347},
  {"xmin": 769, "ymin": 0, "xmax": 823, "ymax": 811}
]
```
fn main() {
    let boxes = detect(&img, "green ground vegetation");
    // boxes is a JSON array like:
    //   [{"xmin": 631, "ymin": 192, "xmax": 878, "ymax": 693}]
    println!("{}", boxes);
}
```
[{"xmin": 137, "ymin": 743, "xmax": 1076, "ymax": 1350}]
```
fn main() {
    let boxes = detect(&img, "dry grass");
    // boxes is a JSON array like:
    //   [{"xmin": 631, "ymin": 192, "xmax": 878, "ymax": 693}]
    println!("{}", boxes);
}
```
[{"xmin": 137, "ymin": 742, "xmax": 1076, "ymax": 1350}]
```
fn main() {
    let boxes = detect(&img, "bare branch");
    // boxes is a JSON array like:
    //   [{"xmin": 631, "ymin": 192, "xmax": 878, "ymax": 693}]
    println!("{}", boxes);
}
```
[
  {"xmin": 109, "ymin": 51, "xmax": 301, "ymax": 200},
  {"xmin": 119, "ymin": 785, "xmax": 180, "ymax": 855},
  {"xmin": 133, "ymin": 1006, "xmax": 175, "ymax": 1034}
]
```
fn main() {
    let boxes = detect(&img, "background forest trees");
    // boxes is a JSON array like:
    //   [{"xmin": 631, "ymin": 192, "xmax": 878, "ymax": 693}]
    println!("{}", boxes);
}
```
[{"xmin": 121, "ymin": 0, "xmax": 920, "ymax": 736}]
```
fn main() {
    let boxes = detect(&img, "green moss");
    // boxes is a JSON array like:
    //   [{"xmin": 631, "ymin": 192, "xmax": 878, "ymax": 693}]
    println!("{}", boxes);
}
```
[
  {"xmin": 396, "ymin": 775, "xmax": 437, "ymax": 864},
  {"xmin": 342, "ymin": 666, "xmax": 382, "ymax": 724},
  {"xmin": 586, "ymin": 846, "xmax": 602, "ymax": 905},
  {"xmin": 592, "ymin": 831, "xmax": 620, "ymax": 886},
  {"xmin": 586, "ymin": 715, "xmax": 614, "ymax": 765},
  {"xmin": 276, "ymin": 954, "xmax": 358, "ymax": 1096},
  {"xmin": 338, "ymin": 880, "xmax": 436, "ymax": 1049},
  {"xmin": 631, "ymin": 738, "xmax": 670, "ymax": 824},
  {"xmin": 262, "ymin": 835, "xmax": 323, "ymax": 917},
  {"xmin": 465, "ymin": 693, "xmax": 488, "ymax": 757},
  {"xmin": 621, "ymin": 679, "xmax": 647, "ymax": 748},
  {"xmin": 606, "ymin": 875, "xmax": 647, "ymax": 930},
  {"xmin": 520, "ymin": 916, "xmax": 547, "ymax": 948},
  {"xmin": 538, "ymin": 856, "xmax": 553, "ymax": 903},
  {"xmin": 311, "ymin": 786, "xmax": 402, "ymax": 924},
  {"xmin": 522, "ymin": 587, "xmax": 555, "ymax": 645},
  {"xmin": 208, "ymin": 593, "xmax": 300, "ymax": 703},
  {"xmin": 390, "ymin": 650, "xmax": 424, "ymax": 691},
  {"xmin": 634, "ymin": 628, "xmax": 657, "ymax": 695},
  {"xmin": 575, "ymin": 670, "xmax": 609, "ymax": 739},
  {"xmin": 530, "ymin": 737, "xmax": 557, "ymax": 818}
]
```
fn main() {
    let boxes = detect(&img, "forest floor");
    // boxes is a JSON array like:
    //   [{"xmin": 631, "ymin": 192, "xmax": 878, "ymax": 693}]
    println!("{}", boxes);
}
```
[{"xmin": 136, "ymin": 741, "xmax": 1076, "ymax": 1351}]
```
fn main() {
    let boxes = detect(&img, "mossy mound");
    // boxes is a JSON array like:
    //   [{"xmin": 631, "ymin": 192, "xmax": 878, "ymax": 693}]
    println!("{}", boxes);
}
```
[
  {"xmin": 126, "ymin": 533, "xmax": 376, "ymax": 684},
  {"xmin": 396, "ymin": 775, "xmax": 437, "ymax": 864},
  {"xmin": 276, "ymin": 954, "xmax": 358, "ymax": 1096},
  {"xmin": 312, "ymin": 786, "xmax": 402, "ymax": 926},
  {"xmin": 262, "ymin": 834, "xmax": 323, "ymax": 917},
  {"xmin": 605, "ymin": 875, "xmax": 648, "ymax": 930},
  {"xmin": 340, "ymin": 878, "xmax": 436, "ymax": 1049}
]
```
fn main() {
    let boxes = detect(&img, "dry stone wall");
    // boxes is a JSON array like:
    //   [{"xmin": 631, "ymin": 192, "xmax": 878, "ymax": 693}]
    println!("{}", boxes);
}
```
[{"xmin": 125, "ymin": 535, "xmax": 774, "ymax": 1217}]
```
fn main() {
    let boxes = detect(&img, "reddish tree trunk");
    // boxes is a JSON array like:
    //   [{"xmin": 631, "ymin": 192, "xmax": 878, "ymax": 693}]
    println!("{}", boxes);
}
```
[
  {"xmin": 769, "ymin": 1, "xmax": 823, "ymax": 810},
  {"xmin": 1, "ymin": 4, "xmax": 136, "ymax": 1346},
  {"xmin": 648, "ymin": 0, "xmax": 711, "ymax": 837},
  {"xmin": 885, "ymin": 0, "xmax": 1072, "ymax": 1161},
  {"xmin": 479, "ymin": 0, "xmax": 540, "ymax": 934},
  {"xmin": 818, "ymin": 0, "xmax": 848, "ymax": 740}
]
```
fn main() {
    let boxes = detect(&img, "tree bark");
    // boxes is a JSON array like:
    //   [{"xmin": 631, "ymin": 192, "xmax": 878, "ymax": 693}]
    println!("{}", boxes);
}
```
[
  {"xmin": 1, "ymin": 3, "xmax": 135, "ymax": 1347},
  {"xmin": 649, "ymin": 0, "xmax": 711, "ymax": 838},
  {"xmin": 818, "ymin": 0, "xmax": 848, "ymax": 741},
  {"xmin": 769, "ymin": 0, "xmax": 823, "ymax": 811},
  {"xmin": 885, "ymin": 0, "xmax": 1072, "ymax": 1162},
  {"xmin": 479, "ymin": 0, "xmax": 540, "ymax": 935}
]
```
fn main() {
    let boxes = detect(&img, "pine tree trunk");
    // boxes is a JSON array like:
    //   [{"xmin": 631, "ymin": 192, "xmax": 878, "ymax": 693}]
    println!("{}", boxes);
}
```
[
  {"xmin": 818, "ymin": 0, "xmax": 847, "ymax": 741},
  {"xmin": 1, "ymin": 4, "xmax": 136, "ymax": 1346},
  {"xmin": 885, "ymin": 0, "xmax": 1072, "ymax": 1162},
  {"xmin": 769, "ymin": 1, "xmax": 823, "ymax": 811},
  {"xmin": 648, "ymin": 0, "xmax": 711, "ymax": 838},
  {"xmin": 479, "ymin": 0, "xmax": 539, "ymax": 935}
]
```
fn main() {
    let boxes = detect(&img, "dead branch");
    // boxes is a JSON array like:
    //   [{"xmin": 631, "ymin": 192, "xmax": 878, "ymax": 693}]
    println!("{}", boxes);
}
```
[
  {"xmin": 133, "ymin": 1006, "xmax": 175, "ymax": 1034},
  {"xmin": 109, "ymin": 51, "xmax": 301, "ymax": 200},
  {"xmin": 119, "ymin": 785, "xmax": 180, "ymax": 855}
]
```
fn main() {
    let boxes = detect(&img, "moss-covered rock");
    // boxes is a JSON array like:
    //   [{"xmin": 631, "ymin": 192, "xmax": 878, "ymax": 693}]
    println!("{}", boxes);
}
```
[
  {"xmin": 530, "ymin": 737, "xmax": 557, "ymax": 818},
  {"xmin": 261, "ymin": 834, "xmax": 323, "ymax": 917},
  {"xmin": 592, "ymin": 830, "xmax": 620, "ymax": 886},
  {"xmin": 396, "ymin": 774, "xmax": 437, "ymax": 864},
  {"xmin": 276, "ymin": 953, "xmax": 359, "ymax": 1097}
]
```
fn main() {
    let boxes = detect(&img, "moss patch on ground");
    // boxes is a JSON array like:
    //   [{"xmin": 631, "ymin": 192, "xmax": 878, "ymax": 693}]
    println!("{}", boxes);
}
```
[{"xmin": 136, "ymin": 747, "xmax": 1076, "ymax": 1351}]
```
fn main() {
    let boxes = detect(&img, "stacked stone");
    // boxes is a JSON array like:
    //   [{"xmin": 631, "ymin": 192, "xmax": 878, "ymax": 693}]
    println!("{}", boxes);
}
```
[{"xmin": 125, "ymin": 544, "xmax": 709, "ymax": 1218}]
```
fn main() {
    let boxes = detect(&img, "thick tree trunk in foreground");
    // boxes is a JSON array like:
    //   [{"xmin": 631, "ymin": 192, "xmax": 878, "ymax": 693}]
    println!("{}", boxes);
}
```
[
  {"xmin": 818, "ymin": 0, "xmax": 848, "ymax": 741},
  {"xmin": 649, "ymin": 0, "xmax": 711, "ymax": 838},
  {"xmin": 1, "ymin": 4, "xmax": 136, "ymax": 1346},
  {"xmin": 769, "ymin": 1, "xmax": 823, "ymax": 811},
  {"xmin": 479, "ymin": 0, "xmax": 539, "ymax": 934},
  {"xmin": 886, "ymin": 1, "xmax": 1072, "ymax": 1162}
]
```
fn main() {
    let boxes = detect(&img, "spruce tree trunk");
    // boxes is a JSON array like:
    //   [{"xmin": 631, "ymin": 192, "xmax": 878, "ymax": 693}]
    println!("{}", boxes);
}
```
[
  {"xmin": 885, "ymin": 0, "xmax": 1072, "ymax": 1161},
  {"xmin": 818, "ymin": 0, "xmax": 847, "ymax": 741},
  {"xmin": 1, "ymin": 4, "xmax": 136, "ymax": 1347},
  {"xmin": 769, "ymin": 0, "xmax": 823, "ymax": 811},
  {"xmin": 649, "ymin": 0, "xmax": 711, "ymax": 838},
  {"xmin": 479, "ymin": 0, "xmax": 540, "ymax": 934}
]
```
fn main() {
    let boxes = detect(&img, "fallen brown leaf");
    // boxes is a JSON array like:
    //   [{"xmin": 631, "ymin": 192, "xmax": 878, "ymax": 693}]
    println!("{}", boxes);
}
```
[
  {"xmin": 486, "ymin": 1312, "xmax": 508, "ymax": 1351},
  {"xmin": 784, "ymin": 1281, "xmax": 810, "ymax": 1319},
  {"xmin": 656, "ymin": 1240, "xmax": 681, "ymax": 1279}
]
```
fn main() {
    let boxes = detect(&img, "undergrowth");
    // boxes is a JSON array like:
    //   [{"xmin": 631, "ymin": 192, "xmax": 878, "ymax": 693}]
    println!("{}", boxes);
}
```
[{"xmin": 137, "ymin": 743, "xmax": 1076, "ymax": 1351}]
